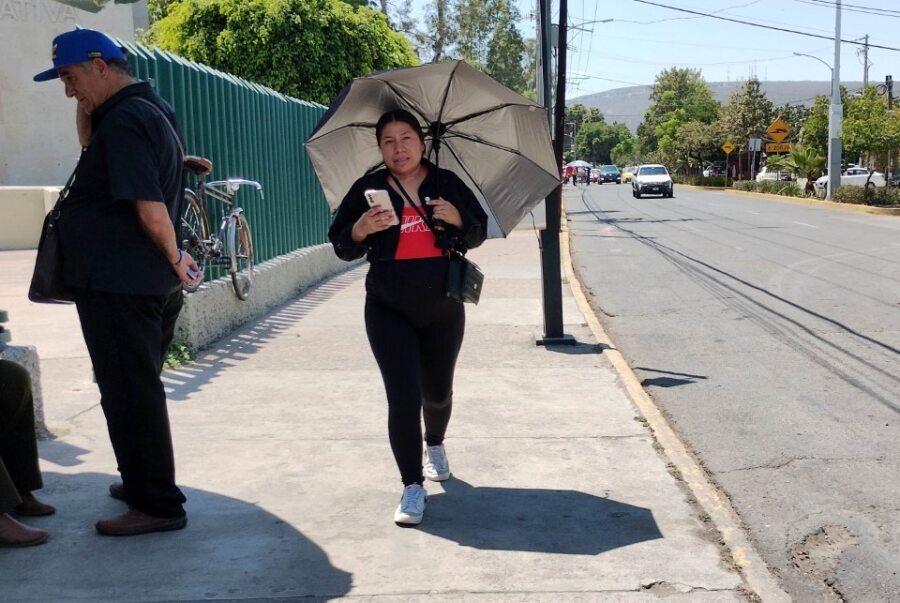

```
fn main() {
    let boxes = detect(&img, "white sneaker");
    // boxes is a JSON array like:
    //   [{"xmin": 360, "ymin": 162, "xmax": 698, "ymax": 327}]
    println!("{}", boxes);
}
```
[
  {"xmin": 424, "ymin": 443, "xmax": 450, "ymax": 481},
  {"xmin": 393, "ymin": 484, "xmax": 427, "ymax": 526}
]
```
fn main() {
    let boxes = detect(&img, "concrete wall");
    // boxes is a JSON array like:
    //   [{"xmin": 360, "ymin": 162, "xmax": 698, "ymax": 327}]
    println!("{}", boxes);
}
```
[
  {"xmin": 0, "ymin": 186, "xmax": 59, "ymax": 250},
  {"xmin": 176, "ymin": 245, "xmax": 357, "ymax": 352},
  {"xmin": 0, "ymin": 1, "xmax": 147, "ymax": 187}
]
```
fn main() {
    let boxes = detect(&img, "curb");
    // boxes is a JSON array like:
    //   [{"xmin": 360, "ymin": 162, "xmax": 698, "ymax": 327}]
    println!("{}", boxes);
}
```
[
  {"xmin": 678, "ymin": 184, "xmax": 900, "ymax": 216},
  {"xmin": 560, "ymin": 205, "xmax": 791, "ymax": 602}
]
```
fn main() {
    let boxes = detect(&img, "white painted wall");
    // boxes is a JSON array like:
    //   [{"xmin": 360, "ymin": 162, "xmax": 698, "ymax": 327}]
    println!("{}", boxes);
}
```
[{"xmin": 0, "ymin": 1, "xmax": 147, "ymax": 186}]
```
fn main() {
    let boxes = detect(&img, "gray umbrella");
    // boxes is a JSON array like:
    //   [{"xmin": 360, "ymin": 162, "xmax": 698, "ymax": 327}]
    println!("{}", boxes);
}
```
[{"xmin": 305, "ymin": 61, "xmax": 559, "ymax": 238}]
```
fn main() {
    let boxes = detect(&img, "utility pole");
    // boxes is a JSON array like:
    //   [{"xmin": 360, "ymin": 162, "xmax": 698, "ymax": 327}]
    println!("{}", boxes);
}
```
[
  {"xmin": 827, "ymin": 0, "xmax": 842, "ymax": 200},
  {"xmin": 863, "ymin": 35, "xmax": 869, "ymax": 87},
  {"xmin": 535, "ymin": 0, "xmax": 573, "ymax": 346}
]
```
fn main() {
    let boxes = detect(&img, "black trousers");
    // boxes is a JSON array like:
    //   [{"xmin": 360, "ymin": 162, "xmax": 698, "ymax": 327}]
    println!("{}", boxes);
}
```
[
  {"xmin": 365, "ymin": 258, "xmax": 465, "ymax": 487},
  {"xmin": 74, "ymin": 288, "xmax": 186, "ymax": 518},
  {"xmin": 0, "ymin": 360, "xmax": 42, "ymax": 514}
]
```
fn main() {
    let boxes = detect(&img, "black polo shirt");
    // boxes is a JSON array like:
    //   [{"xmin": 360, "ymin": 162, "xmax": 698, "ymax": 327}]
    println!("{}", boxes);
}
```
[{"xmin": 58, "ymin": 81, "xmax": 185, "ymax": 296}]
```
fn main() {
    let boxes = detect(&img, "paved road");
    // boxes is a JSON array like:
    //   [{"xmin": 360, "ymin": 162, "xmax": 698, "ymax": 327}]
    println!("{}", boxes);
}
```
[{"xmin": 565, "ymin": 183, "xmax": 900, "ymax": 602}]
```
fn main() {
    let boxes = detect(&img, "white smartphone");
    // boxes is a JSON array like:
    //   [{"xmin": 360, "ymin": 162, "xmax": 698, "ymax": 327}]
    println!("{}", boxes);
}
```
[{"xmin": 364, "ymin": 189, "xmax": 399, "ymax": 226}]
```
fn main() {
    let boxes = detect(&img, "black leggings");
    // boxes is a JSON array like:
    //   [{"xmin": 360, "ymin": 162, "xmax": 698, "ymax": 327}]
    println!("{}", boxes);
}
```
[{"xmin": 365, "ymin": 258, "xmax": 465, "ymax": 486}]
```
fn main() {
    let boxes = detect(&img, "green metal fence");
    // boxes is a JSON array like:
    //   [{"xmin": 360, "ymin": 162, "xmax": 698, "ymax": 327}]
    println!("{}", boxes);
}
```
[{"xmin": 122, "ymin": 42, "xmax": 331, "ymax": 266}]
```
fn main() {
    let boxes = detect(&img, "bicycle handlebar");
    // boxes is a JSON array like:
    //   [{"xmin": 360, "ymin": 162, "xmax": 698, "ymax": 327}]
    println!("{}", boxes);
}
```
[{"xmin": 204, "ymin": 179, "xmax": 265, "ymax": 202}]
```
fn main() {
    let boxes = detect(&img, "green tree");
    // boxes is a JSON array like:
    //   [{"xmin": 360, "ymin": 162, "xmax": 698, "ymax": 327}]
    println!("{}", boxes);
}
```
[
  {"xmin": 721, "ymin": 77, "xmax": 774, "ymax": 151},
  {"xmin": 145, "ymin": 0, "xmax": 417, "ymax": 105},
  {"xmin": 484, "ymin": 0, "xmax": 527, "ymax": 93},
  {"xmin": 578, "ymin": 121, "xmax": 632, "ymax": 165},
  {"xmin": 798, "ymin": 87, "xmax": 853, "ymax": 159},
  {"xmin": 843, "ymin": 86, "xmax": 900, "ymax": 173},
  {"xmin": 637, "ymin": 67, "xmax": 719, "ymax": 155},
  {"xmin": 454, "ymin": 0, "xmax": 496, "ymax": 68}
]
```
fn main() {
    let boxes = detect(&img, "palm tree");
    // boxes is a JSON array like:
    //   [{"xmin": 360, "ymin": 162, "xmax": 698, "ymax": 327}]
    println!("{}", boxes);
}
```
[{"xmin": 783, "ymin": 145, "xmax": 826, "ymax": 195}]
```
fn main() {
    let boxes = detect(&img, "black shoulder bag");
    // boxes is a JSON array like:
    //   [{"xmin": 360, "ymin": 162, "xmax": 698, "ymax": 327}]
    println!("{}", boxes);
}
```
[
  {"xmin": 389, "ymin": 176, "xmax": 484, "ymax": 304},
  {"xmin": 28, "ymin": 158, "xmax": 81, "ymax": 304}
]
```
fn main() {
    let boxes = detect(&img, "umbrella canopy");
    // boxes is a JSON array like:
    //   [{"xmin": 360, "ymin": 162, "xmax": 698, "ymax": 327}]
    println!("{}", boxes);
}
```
[
  {"xmin": 306, "ymin": 61, "xmax": 559, "ymax": 237},
  {"xmin": 566, "ymin": 160, "xmax": 592, "ymax": 168}
]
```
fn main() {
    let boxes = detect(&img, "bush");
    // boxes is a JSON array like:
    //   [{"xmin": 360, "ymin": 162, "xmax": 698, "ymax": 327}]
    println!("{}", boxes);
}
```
[
  {"xmin": 674, "ymin": 175, "xmax": 728, "ymax": 187},
  {"xmin": 832, "ymin": 185, "xmax": 900, "ymax": 206},
  {"xmin": 731, "ymin": 180, "xmax": 808, "ymax": 197}
]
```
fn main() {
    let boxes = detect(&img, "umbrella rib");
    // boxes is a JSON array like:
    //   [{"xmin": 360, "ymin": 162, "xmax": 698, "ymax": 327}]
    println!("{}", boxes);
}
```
[
  {"xmin": 440, "ymin": 141, "xmax": 506, "ymax": 235},
  {"xmin": 442, "ymin": 131, "xmax": 558, "ymax": 178},
  {"xmin": 442, "ymin": 102, "xmax": 545, "ymax": 130}
]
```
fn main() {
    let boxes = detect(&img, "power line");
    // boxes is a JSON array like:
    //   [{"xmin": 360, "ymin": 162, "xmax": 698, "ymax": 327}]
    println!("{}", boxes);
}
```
[
  {"xmin": 794, "ymin": 0, "xmax": 900, "ymax": 17},
  {"xmin": 631, "ymin": 0, "xmax": 900, "ymax": 52}
]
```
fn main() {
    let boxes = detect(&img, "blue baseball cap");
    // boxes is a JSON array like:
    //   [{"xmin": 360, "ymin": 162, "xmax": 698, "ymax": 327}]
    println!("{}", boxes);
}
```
[{"xmin": 33, "ymin": 28, "xmax": 127, "ymax": 82}]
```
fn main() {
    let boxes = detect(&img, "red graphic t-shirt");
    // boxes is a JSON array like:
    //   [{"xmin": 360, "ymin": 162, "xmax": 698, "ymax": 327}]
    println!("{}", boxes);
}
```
[{"xmin": 394, "ymin": 207, "xmax": 443, "ymax": 260}]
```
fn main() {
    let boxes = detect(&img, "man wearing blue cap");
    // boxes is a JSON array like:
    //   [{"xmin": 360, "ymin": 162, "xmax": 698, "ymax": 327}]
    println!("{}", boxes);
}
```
[{"xmin": 34, "ymin": 28, "xmax": 202, "ymax": 536}]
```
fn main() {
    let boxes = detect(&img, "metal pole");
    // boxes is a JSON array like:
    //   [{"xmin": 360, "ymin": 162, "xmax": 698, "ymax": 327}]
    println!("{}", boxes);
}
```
[
  {"xmin": 827, "ymin": 0, "xmax": 843, "ymax": 200},
  {"xmin": 535, "ymin": 0, "xmax": 573, "ymax": 346},
  {"xmin": 863, "ymin": 34, "xmax": 869, "ymax": 87}
]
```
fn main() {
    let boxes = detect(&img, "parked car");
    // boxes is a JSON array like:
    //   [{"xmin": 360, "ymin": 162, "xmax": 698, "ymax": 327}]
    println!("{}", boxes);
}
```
[
  {"xmin": 632, "ymin": 164, "xmax": 673, "ymax": 198},
  {"xmin": 597, "ymin": 164, "xmax": 621, "ymax": 184},
  {"xmin": 755, "ymin": 166, "xmax": 795, "ymax": 182},
  {"xmin": 814, "ymin": 166, "xmax": 886, "ymax": 191},
  {"xmin": 622, "ymin": 165, "xmax": 637, "ymax": 183}
]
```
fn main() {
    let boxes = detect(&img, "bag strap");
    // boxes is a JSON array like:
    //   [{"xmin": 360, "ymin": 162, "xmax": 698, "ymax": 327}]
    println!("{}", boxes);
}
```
[
  {"xmin": 128, "ymin": 97, "xmax": 185, "ymax": 159},
  {"xmin": 389, "ymin": 174, "xmax": 467, "ymax": 258},
  {"xmin": 388, "ymin": 174, "xmax": 432, "ymax": 229},
  {"xmin": 52, "ymin": 151, "xmax": 84, "ymax": 213}
]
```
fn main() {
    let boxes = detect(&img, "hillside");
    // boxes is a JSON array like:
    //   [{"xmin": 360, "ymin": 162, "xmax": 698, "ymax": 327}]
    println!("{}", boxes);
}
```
[{"xmin": 572, "ymin": 80, "xmax": 866, "ymax": 132}]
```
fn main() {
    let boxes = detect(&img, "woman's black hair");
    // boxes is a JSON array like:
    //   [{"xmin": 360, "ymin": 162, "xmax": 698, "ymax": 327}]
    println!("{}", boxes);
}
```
[{"xmin": 375, "ymin": 109, "xmax": 425, "ymax": 145}]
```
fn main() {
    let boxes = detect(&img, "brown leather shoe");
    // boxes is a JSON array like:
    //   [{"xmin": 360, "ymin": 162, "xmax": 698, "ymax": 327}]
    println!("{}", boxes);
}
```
[
  {"xmin": 13, "ymin": 492, "xmax": 56, "ymax": 517},
  {"xmin": 0, "ymin": 513, "xmax": 49, "ymax": 547},
  {"xmin": 95, "ymin": 509, "xmax": 187, "ymax": 536},
  {"xmin": 109, "ymin": 482, "xmax": 125, "ymax": 501}
]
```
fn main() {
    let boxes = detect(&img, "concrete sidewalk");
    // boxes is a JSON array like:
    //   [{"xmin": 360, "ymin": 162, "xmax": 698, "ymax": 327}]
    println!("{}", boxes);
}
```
[{"xmin": 1, "ymin": 201, "xmax": 755, "ymax": 601}]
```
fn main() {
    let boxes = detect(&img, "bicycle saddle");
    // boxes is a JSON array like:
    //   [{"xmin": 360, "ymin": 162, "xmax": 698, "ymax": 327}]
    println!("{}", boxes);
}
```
[{"xmin": 184, "ymin": 155, "xmax": 213, "ymax": 176}]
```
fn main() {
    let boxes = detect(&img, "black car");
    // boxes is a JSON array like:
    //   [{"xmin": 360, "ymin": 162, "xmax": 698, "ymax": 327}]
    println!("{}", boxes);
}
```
[{"xmin": 597, "ymin": 165, "xmax": 621, "ymax": 184}]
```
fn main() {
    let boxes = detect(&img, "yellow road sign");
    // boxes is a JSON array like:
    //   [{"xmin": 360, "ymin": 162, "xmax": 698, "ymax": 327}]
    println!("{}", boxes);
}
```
[
  {"xmin": 766, "ymin": 142, "xmax": 792, "ymax": 153},
  {"xmin": 767, "ymin": 117, "xmax": 791, "ymax": 143},
  {"xmin": 721, "ymin": 140, "xmax": 735, "ymax": 154}
]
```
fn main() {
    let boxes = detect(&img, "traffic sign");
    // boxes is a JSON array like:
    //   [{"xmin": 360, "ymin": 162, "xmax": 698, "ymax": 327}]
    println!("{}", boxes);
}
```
[
  {"xmin": 721, "ymin": 140, "xmax": 734, "ymax": 154},
  {"xmin": 767, "ymin": 117, "xmax": 791, "ymax": 143},
  {"xmin": 766, "ymin": 142, "xmax": 792, "ymax": 153}
]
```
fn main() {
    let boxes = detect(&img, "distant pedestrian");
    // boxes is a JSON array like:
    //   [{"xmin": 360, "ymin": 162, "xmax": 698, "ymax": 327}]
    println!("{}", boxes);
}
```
[
  {"xmin": 0, "ymin": 359, "xmax": 54, "ymax": 547},
  {"xmin": 33, "ymin": 28, "xmax": 201, "ymax": 536},
  {"xmin": 329, "ymin": 109, "xmax": 487, "ymax": 527}
]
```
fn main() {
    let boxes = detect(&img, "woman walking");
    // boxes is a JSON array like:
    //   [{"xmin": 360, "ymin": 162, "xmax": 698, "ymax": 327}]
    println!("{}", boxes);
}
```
[{"xmin": 328, "ymin": 109, "xmax": 487, "ymax": 526}]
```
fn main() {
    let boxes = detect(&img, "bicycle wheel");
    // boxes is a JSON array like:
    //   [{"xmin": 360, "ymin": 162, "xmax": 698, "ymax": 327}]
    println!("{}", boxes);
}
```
[
  {"xmin": 228, "ymin": 212, "xmax": 254, "ymax": 301},
  {"xmin": 180, "ymin": 189, "xmax": 209, "ymax": 293}
]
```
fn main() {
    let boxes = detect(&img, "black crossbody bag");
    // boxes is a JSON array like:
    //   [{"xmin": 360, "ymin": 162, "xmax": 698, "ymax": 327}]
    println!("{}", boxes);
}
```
[
  {"xmin": 28, "ymin": 158, "xmax": 82, "ymax": 304},
  {"xmin": 389, "ymin": 177, "xmax": 484, "ymax": 304}
]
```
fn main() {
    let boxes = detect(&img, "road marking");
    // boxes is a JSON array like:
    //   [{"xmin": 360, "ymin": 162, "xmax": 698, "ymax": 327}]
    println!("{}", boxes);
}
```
[
  {"xmin": 794, "ymin": 221, "xmax": 819, "ymax": 228},
  {"xmin": 744, "ymin": 210, "xmax": 760, "ymax": 215}
]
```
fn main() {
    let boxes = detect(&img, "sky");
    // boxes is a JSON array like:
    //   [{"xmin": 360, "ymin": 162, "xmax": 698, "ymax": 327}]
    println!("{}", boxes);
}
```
[{"xmin": 411, "ymin": 0, "xmax": 900, "ymax": 100}]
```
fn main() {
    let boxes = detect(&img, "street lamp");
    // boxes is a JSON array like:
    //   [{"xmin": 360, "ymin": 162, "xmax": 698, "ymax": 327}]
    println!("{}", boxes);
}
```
[{"xmin": 794, "ymin": 52, "xmax": 842, "ymax": 200}]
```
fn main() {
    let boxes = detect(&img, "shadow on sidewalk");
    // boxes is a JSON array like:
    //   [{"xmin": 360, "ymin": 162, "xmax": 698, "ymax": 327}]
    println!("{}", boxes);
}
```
[
  {"xmin": 419, "ymin": 478, "xmax": 662, "ymax": 555},
  {"xmin": 163, "ymin": 268, "xmax": 364, "ymax": 403},
  {"xmin": 0, "ymin": 471, "xmax": 353, "ymax": 601}
]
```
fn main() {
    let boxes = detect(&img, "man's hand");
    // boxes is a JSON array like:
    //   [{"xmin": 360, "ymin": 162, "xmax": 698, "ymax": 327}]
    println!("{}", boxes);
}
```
[
  {"xmin": 76, "ymin": 104, "xmax": 91, "ymax": 146},
  {"xmin": 172, "ymin": 250, "xmax": 203, "ymax": 287}
]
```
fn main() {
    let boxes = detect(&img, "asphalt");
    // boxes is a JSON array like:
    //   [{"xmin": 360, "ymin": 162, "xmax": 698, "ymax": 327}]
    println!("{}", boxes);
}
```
[{"xmin": 0, "ymin": 186, "xmax": 774, "ymax": 601}]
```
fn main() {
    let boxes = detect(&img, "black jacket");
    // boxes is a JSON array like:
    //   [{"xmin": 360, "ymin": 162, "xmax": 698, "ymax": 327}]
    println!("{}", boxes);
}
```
[{"xmin": 329, "ymin": 160, "xmax": 488, "ymax": 262}]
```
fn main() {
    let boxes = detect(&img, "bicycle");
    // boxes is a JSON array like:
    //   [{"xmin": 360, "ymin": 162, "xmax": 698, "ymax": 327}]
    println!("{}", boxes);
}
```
[{"xmin": 180, "ymin": 155, "xmax": 263, "ymax": 301}]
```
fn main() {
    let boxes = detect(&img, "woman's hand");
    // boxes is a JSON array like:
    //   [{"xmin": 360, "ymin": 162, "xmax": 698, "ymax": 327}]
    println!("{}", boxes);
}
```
[
  {"xmin": 426, "ymin": 197, "xmax": 462, "ymax": 229},
  {"xmin": 351, "ymin": 207, "xmax": 395, "ymax": 242}
]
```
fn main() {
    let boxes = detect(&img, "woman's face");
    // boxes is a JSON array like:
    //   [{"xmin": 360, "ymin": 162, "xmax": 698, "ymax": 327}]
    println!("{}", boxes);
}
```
[{"xmin": 379, "ymin": 121, "xmax": 425, "ymax": 177}]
